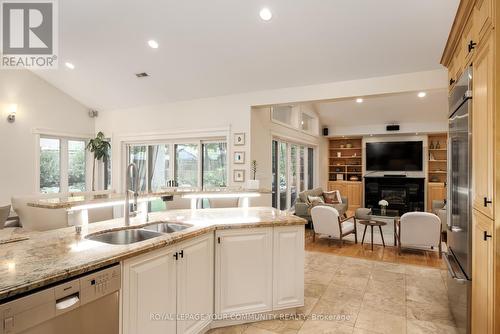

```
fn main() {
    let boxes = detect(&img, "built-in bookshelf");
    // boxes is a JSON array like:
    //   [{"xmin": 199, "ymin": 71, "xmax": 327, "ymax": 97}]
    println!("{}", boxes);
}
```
[
  {"xmin": 328, "ymin": 137, "xmax": 362, "ymax": 181},
  {"xmin": 428, "ymin": 133, "xmax": 448, "ymax": 183}
]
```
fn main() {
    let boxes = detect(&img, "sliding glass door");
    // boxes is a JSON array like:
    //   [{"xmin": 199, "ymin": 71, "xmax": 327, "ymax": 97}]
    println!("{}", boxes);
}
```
[{"xmin": 272, "ymin": 139, "xmax": 315, "ymax": 210}]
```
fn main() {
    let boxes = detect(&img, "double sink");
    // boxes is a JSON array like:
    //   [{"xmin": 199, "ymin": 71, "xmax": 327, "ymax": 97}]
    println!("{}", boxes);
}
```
[{"xmin": 86, "ymin": 222, "xmax": 192, "ymax": 245}]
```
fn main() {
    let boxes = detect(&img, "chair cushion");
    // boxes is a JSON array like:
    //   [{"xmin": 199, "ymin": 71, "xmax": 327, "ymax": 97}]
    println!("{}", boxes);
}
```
[{"xmin": 341, "ymin": 221, "xmax": 355, "ymax": 233}]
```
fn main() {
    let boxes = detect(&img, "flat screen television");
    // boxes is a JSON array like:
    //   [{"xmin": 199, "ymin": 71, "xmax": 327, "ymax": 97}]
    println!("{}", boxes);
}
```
[{"xmin": 366, "ymin": 141, "xmax": 423, "ymax": 171}]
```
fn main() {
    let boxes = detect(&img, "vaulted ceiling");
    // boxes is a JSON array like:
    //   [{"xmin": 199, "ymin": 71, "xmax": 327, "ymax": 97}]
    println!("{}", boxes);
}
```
[{"xmin": 34, "ymin": 0, "xmax": 459, "ymax": 110}]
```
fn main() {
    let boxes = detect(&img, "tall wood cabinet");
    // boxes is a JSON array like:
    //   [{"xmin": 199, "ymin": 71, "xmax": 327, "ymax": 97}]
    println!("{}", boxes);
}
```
[{"xmin": 441, "ymin": 0, "xmax": 498, "ymax": 332}]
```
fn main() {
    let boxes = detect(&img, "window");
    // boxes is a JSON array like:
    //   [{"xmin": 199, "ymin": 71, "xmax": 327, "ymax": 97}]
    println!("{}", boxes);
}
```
[
  {"xmin": 271, "ymin": 139, "xmax": 315, "ymax": 210},
  {"xmin": 272, "ymin": 105, "xmax": 294, "ymax": 125},
  {"xmin": 202, "ymin": 142, "xmax": 227, "ymax": 188},
  {"xmin": 40, "ymin": 138, "xmax": 61, "ymax": 193},
  {"xmin": 39, "ymin": 136, "xmax": 88, "ymax": 193},
  {"xmin": 126, "ymin": 139, "xmax": 227, "ymax": 192}
]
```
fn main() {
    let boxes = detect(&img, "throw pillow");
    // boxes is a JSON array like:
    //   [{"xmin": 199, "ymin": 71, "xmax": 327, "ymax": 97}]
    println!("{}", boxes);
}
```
[
  {"xmin": 307, "ymin": 195, "xmax": 325, "ymax": 206},
  {"xmin": 323, "ymin": 190, "xmax": 342, "ymax": 204}
]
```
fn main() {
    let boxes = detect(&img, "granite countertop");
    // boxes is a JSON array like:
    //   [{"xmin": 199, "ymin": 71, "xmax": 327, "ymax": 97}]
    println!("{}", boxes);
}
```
[
  {"xmin": 0, "ymin": 207, "xmax": 305, "ymax": 302},
  {"xmin": 27, "ymin": 188, "xmax": 272, "ymax": 209}
]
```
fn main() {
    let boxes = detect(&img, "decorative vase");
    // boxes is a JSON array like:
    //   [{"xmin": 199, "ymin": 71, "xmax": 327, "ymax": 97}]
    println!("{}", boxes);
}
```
[
  {"xmin": 380, "ymin": 206, "xmax": 387, "ymax": 215},
  {"xmin": 429, "ymin": 141, "xmax": 434, "ymax": 149},
  {"xmin": 246, "ymin": 179, "xmax": 260, "ymax": 190},
  {"xmin": 436, "ymin": 141, "xmax": 441, "ymax": 149}
]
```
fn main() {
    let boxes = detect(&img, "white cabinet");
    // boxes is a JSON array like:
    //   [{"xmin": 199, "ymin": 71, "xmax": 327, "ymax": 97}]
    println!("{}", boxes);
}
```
[
  {"xmin": 273, "ymin": 225, "xmax": 304, "ymax": 309},
  {"xmin": 215, "ymin": 228, "xmax": 273, "ymax": 315},
  {"xmin": 122, "ymin": 247, "xmax": 177, "ymax": 334},
  {"xmin": 177, "ymin": 234, "xmax": 214, "ymax": 334},
  {"xmin": 122, "ymin": 234, "xmax": 214, "ymax": 334}
]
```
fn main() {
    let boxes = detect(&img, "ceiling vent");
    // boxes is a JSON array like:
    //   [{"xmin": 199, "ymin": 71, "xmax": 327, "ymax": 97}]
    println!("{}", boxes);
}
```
[{"xmin": 135, "ymin": 72, "xmax": 149, "ymax": 78}]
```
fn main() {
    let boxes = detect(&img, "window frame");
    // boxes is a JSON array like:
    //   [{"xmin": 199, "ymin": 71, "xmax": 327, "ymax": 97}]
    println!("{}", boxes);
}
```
[
  {"xmin": 35, "ymin": 132, "xmax": 92, "ymax": 194},
  {"xmin": 124, "ymin": 137, "xmax": 228, "ymax": 192}
]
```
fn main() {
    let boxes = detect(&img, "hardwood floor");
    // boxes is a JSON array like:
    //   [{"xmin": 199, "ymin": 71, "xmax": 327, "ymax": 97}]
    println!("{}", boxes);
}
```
[{"xmin": 304, "ymin": 228, "xmax": 446, "ymax": 269}]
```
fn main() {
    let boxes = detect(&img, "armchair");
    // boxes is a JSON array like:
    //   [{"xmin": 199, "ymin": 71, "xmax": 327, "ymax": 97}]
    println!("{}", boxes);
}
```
[
  {"xmin": 395, "ymin": 212, "xmax": 442, "ymax": 257},
  {"xmin": 311, "ymin": 206, "xmax": 357, "ymax": 247}
]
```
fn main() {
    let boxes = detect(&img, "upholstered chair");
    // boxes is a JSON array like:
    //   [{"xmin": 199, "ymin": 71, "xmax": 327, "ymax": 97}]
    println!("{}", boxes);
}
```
[
  {"xmin": 310, "ymin": 206, "xmax": 357, "ymax": 247},
  {"xmin": 395, "ymin": 212, "xmax": 442, "ymax": 257}
]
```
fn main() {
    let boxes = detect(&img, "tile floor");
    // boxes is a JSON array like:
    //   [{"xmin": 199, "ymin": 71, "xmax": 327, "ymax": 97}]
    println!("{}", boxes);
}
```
[{"xmin": 208, "ymin": 251, "xmax": 459, "ymax": 334}]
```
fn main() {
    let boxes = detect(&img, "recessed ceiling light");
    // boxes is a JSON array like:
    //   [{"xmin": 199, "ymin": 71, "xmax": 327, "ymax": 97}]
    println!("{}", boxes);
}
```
[
  {"xmin": 65, "ymin": 62, "xmax": 75, "ymax": 70},
  {"xmin": 356, "ymin": 98, "xmax": 363, "ymax": 103},
  {"xmin": 259, "ymin": 8, "xmax": 272, "ymax": 21},
  {"xmin": 148, "ymin": 40, "xmax": 159, "ymax": 49},
  {"xmin": 418, "ymin": 92, "xmax": 427, "ymax": 98}
]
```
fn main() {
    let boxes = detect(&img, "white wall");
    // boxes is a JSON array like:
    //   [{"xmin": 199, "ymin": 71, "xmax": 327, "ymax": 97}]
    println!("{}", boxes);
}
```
[
  {"xmin": 0, "ymin": 70, "xmax": 93, "ymax": 205},
  {"xmin": 250, "ymin": 104, "xmax": 328, "ymax": 206}
]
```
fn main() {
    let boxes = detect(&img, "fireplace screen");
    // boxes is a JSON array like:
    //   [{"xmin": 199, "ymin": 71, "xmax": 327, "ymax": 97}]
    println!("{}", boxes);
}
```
[{"xmin": 380, "ymin": 188, "xmax": 407, "ymax": 206}]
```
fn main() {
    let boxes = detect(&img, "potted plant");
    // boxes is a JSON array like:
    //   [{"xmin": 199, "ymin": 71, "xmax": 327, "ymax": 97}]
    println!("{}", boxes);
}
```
[
  {"xmin": 247, "ymin": 160, "xmax": 260, "ymax": 190},
  {"xmin": 378, "ymin": 199, "xmax": 389, "ymax": 215},
  {"xmin": 86, "ymin": 132, "xmax": 111, "ymax": 191}
]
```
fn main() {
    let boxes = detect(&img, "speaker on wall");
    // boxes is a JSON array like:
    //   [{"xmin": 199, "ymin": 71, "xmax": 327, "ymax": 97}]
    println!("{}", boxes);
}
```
[
  {"xmin": 386, "ymin": 124, "xmax": 400, "ymax": 131},
  {"xmin": 323, "ymin": 127, "xmax": 329, "ymax": 136}
]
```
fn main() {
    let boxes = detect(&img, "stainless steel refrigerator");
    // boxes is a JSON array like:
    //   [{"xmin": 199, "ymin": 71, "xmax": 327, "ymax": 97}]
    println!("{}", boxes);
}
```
[{"xmin": 445, "ymin": 66, "xmax": 472, "ymax": 334}]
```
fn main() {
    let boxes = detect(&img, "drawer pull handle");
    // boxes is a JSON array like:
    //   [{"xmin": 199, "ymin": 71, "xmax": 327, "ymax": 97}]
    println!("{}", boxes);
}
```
[
  {"xmin": 484, "ymin": 197, "xmax": 492, "ymax": 207},
  {"xmin": 449, "ymin": 78, "xmax": 456, "ymax": 86},
  {"xmin": 468, "ymin": 40, "xmax": 477, "ymax": 53},
  {"xmin": 484, "ymin": 231, "xmax": 492, "ymax": 241},
  {"xmin": 56, "ymin": 293, "xmax": 80, "ymax": 310}
]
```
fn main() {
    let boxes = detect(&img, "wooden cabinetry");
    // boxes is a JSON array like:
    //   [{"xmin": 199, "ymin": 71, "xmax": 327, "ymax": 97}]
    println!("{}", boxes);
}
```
[
  {"xmin": 328, "ymin": 181, "xmax": 363, "ymax": 211},
  {"xmin": 215, "ymin": 228, "xmax": 273, "ymax": 315},
  {"xmin": 328, "ymin": 137, "xmax": 362, "ymax": 182},
  {"xmin": 472, "ymin": 32, "xmax": 495, "ymax": 219},
  {"xmin": 273, "ymin": 226, "xmax": 304, "ymax": 310},
  {"xmin": 427, "ymin": 182, "xmax": 447, "ymax": 212},
  {"xmin": 472, "ymin": 209, "xmax": 494, "ymax": 334},
  {"xmin": 441, "ymin": 0, "xmax": 497, "ymax": 331},
  {"xmin": 122, "ymin": 234, "xmax": 214, "ymax": 334}
]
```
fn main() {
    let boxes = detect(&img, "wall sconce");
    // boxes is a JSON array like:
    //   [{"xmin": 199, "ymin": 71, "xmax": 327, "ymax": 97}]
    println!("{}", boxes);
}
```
[{"xmin": 6, "ymin": 104, "xmax": 17, "ymax": 123}]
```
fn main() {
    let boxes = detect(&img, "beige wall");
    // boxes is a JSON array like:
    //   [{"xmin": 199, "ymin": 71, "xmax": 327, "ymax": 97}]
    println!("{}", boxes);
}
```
[{"xmin": 0, "ymin": 70, "xmax": 93, "ymax": 205}]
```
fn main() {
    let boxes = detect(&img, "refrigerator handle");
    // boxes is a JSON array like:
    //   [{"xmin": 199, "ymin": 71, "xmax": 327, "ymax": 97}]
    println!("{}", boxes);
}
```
[{"xmin": 444, "ymin": 253, "xmax": 468, "ymax": 284}]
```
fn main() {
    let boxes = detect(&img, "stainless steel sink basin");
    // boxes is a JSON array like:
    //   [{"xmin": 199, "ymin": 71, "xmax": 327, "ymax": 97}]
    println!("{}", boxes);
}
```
[
  {"xmin": 86, "ymin": 229, "xmax": 164, "ymax": 245},
  {"xmin": 144, "ymin": 222, "xmax": 192, "ymax": 233}
]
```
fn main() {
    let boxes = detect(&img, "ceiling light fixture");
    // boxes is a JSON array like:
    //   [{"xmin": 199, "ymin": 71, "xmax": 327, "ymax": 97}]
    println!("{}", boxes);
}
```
[
  {"xmin": 418, "ymin": 92, "xmax": 427, "ymax": 98},
  {"xmin": 356, "ymin": 98, "xmax": 363, "ymax": 103},
  {"xmin": 147, "ymin": 40, "xmax": 159, "ymax": 49},
  {"xmin": 259, "ymin": 7, "xmax": 272, "ymax": 21},
  {"xmin": 65, "ymin": 62, "xmax": 75, "ymax": 70}
]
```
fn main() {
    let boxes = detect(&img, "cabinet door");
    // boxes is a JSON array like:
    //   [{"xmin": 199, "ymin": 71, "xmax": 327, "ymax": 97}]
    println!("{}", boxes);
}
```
[
  {"xmin": 177, "ymin": 234, "xmax": 214, "ymax": 334},
  {"xmin": 122, "ymin": 248, "xmax": 177, "ymax": 334},
  {"xmin": 215, "ymin": 228, "xmax": 273, "ymax": 315},
  {"xmin": 471, "ymin": 210, "xmax": 493, "ymax": 334},
  {"xmin": 427, "ymin": 183, "xmax": 446, "ymax": 212},
  {"xmin": 328, "ymin": 181, "xmax": 347, "ymax": 197},
  {"xmin": 475, "ymin": 0, "xmax": 493, "ymax": 41},
  {"xmin": 273, "ymin": 226, "xmax": 304, "ymax": 309},
  {"xmin": 472, "ymin": 33, "xmax": 494, "ymax": 219},
  {"xmin": 347, "ymin": 183, "xmax": 362, "ymax": 210}
]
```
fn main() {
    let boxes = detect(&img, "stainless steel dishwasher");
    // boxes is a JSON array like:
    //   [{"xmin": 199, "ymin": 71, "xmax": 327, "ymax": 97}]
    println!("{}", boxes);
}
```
[{"xmin": 0, "ymin": 264, "xmax": 120, "ymax": 334}]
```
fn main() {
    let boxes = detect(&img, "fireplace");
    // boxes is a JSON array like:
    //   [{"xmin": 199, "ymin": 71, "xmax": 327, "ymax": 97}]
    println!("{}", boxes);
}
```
[{"xmin": 364, "ymin": 176, "xmax": 425, "ymax": 214}]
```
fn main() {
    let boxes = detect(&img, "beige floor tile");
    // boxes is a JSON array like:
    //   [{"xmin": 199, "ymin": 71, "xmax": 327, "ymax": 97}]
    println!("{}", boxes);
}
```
[
  {"xmin": 355, "ymin": 309, "xmax": 406, "ymax": 334},
  {"xmin": 369, "ymin": 270, "xmax": 405, "ymax": 284},
  {"xmin": 305, "ymin": 269, "xmax": 335, "ymax": 286},
  {"xmin": 361, "ymin": 290, "xmax": 406, "ymax": 317},
  {"xmin": 405, "ymin": 265, "xmax": 442, "ymax": 280},
  {"xmin": 250, "ymin": 319, "xmax": 304, "ymax": 334},
  {"xmin": 352, "ymin": 328, "xmax": 381, "ymax": 334},
  {"xmin": 243, "ymin": 326, "xmax": 279, "ymax": 334},
  {"xmin": 304, "ymin": 283, "xmax": 328, "ymax": 298},
  {"xmin": 298, "ymin": 320, "xmax": 354, "ymax": 334},
  {"xmin": 208, "ymin": 324, "xmax": 250, "ymax": 334},
  {"xmin": 331, "ymin": 274, "xmax": 369, "ymax": 292},
  {"xmin": 405, "ymin": 285, "xmax": 448, "ymax": 306},
  {"xmin": 321, "ymin": 285, "xmax": 364, "ymax": 307},
  {"xmin": 365, "ymin": 278, "xmax": 405, "ymax": 297},
  {"xmin": 406, "ymin": 300, "xmax": 455, "ymax": 327},
  {"xmin": 311, "ymin": 298, "xmax": 360, "ymax": 327},
  {"xmin": 372, "ymin": 261, "xmax": 405, "ymax": 274},
  {"xmin": 406, "ymin": 319, "xmax": 459, "ymax": 334},
  {"xmin": 297, "ymin": 296, "xmax": 319, "ymax": 316}
]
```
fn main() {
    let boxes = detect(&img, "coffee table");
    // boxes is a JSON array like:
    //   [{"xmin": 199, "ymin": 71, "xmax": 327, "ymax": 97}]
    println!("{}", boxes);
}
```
[
  {"xmin": 358, "ymin": 220, "xmax": 387, "ymax": 251},
  {"xmin": 365, "ymin": 208, "xmax": 400, "ymax": 246}
]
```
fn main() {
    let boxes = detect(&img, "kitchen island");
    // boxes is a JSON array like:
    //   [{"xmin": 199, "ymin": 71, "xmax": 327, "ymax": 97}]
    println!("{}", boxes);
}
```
[{"xmin": 0, "ymin": 207, "xmax": 306, "ymax": 334}]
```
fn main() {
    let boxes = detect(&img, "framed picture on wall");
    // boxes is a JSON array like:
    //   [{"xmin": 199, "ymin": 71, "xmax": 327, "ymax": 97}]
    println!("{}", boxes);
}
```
[
  {"xmin": 234, "ymin": 151, "xmax": 245, "ymax": 164},
  {"xmin": 234, "ymin": 133, "xmax": 245, "ymax": 146},
  {"xmin": 233, "ymin": 169, "xmax": 245, "ymax": 182}
]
